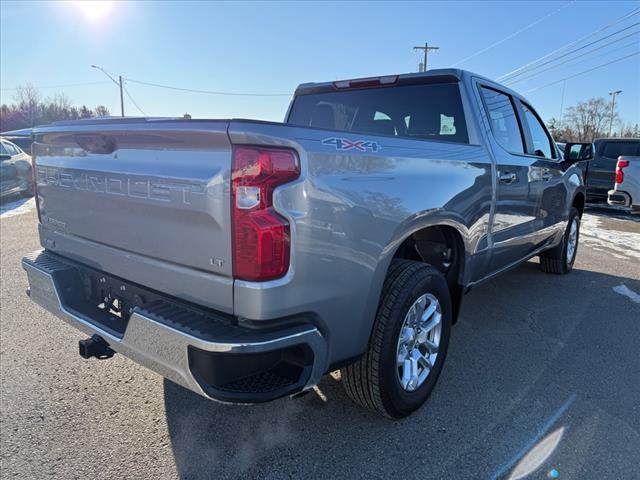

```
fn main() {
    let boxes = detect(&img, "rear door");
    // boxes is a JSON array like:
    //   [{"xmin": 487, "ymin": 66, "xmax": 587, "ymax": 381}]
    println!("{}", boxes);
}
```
[
  {"xmin": 518, "ymin": 100, "xmax": 566, "ymax": 244},
  {"xmin": 588, "ymin": 140, "xmax": 640, "ymax": 201},
  {"xmin": 477, "ymin": 85, "xmax": 538, "ymax": 271}
]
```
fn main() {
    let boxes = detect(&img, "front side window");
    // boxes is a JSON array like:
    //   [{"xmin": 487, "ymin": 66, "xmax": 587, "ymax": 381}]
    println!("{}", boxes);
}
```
[
  {"xmin": 288, "ymin": 82, "xmax": 469, "ymax": 144},
  {"xmin": 522, "ymin": 103, "xmax": 554, "ymax": 158},
  {"xmin": 0, "ymin": 142, "xmax": 9, "ymax": 156},
  {"xmin": 480, "ymin": 87, "xmax": 524, "ymax": 154}
]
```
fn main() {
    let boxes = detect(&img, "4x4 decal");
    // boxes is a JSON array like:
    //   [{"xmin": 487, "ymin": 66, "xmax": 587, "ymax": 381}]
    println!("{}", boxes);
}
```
[{"xmin": 321, "ymin": 137, "xmax": 381, "ymax": 152}]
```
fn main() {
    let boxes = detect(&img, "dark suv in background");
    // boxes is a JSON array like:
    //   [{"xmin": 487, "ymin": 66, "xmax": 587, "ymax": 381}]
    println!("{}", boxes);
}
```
[{"xmin": 586, "ymin": 138, "xmax": 640, "ymax": 203}]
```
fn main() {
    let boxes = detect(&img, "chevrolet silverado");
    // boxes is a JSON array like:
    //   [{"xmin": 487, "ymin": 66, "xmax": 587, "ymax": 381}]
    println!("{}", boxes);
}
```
[{"xmin": 22, "ymin": 69, "xmax": 592, "ymax": 418}]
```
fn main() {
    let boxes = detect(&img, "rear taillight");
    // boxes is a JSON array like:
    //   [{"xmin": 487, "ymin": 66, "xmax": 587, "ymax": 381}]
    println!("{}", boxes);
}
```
[
  {"xmin": 615, "ymin": 158, "xmax": 630, "ymax": 185},
  {"xmin": 231, "ymin": 146, "xmax": 300, "ymax": 281}
]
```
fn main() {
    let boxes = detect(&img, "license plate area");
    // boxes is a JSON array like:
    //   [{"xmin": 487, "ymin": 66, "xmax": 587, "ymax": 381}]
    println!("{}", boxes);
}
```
[{"xmin": 59, "ymin": 265, "xmax": 163, "ymax": 339}]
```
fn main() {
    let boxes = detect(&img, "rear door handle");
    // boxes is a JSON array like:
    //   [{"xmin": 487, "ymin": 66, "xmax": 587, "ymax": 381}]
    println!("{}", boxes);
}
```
[{"xmin": 499, "ymin": 172, "xmax": 517, "ymax": 184}]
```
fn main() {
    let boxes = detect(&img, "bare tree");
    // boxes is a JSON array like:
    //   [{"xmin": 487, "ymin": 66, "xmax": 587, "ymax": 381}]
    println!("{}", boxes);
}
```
[
  {"xmin": 563, "ymin": 97, "xmax": 618, "ymax": 142},
  {"xmin": 13, "ymin": 83, "xmax": 42, "ymax": 127},
  {"xmin": 1, "ymin": 84, "xmax": 111, "ymax": 132},
  {"xmin": 42, "ymin": 93, "xmax": 73, "ymax": 124},
  {"xmin": 0, "ymin": 104, "xmax": 21, "ymax": 132},
  {"xmin": 79, "ymin": 105, "xmax": 93, "ymax": 118},
  {"xmin": 94, "ymin": 105, "xmax": 110, "ymax": 117},
  {"xmin": 619, "ymin": 122, "xmax": 640, "ymax": 138},
  {"xmin": 546, "ymin": 116, "xmax": 579, "ymax": 143}
]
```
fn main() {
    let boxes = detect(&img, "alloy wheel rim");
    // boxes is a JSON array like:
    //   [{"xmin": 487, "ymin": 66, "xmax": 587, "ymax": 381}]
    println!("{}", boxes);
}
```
[
  {"xmin": 396, "ymin": 293, "xmax": 442, "ymax": 392},
  {"xmin": 566, "ymin": 218, "xmax": 578, "ymax": 266}
]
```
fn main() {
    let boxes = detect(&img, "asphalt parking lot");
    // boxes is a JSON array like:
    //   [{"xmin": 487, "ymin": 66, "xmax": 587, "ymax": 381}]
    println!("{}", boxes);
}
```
[{"xmin": 1, "ymin": 199, "xmax": 639, "ymax": 480}]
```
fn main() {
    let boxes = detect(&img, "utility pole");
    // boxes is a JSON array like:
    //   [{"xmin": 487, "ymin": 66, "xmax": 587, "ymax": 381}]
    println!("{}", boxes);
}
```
[
  {"xmin": 608, "ymin": 90, "xmax": 622, "ymax": 137},
  {"xmin": 413, "ymin": 42, "xmax": 440, "ymax": 72},
  {"xmin": 119, "ymin": 76, "xmax": 124, "ymax": 118},
  {"xmin": 559, "ymin": 80, "xmax": 566, "ymax": 126},
  {"xmin": 91, "ymin": 65, "xmax": 125, "ymax": 116}
]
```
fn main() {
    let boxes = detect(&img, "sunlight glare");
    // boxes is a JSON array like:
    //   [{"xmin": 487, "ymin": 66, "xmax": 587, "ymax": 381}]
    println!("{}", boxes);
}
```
[
  {"xmin": 508, "ymin": 426, "xmax": 565, "ymax": 480},
  {"xmin": 73, "ymin": 1, "xmax": 113, "ymax": 21}
]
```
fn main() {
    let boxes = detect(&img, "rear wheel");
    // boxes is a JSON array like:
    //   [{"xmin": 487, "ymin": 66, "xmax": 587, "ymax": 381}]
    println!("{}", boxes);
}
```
[
  {"xmin": 342, "ymin": 260, "xmax": 452, "ymax": 418},
  {"xmin": 539, "ymin": 207, "xmax": 580, "ymax": 274}
]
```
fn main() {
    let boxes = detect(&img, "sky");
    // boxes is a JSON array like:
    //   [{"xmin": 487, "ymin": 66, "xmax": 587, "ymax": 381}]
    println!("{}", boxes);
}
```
[{"xmin": 1, "ymin": 0, "xmax": 639, "ymax": 130}]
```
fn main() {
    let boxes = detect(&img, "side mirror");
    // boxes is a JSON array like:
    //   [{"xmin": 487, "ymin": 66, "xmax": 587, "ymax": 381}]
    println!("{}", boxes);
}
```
[
  {"xmin": 0, "ymin": 154, "xmax": 12, "ymax": 161},
  {"xmin": 563, "ymin": 142, "xmax": 594, "ymax": 162}
]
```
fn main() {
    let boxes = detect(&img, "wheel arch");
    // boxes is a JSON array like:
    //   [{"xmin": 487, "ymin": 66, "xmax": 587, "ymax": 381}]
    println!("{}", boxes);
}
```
[
  {"xmin": 390, "ymin": 223, "xmax": 467, "ymax": 323},
  {"xmin": 351, "ymin": 216, "xmax": 472, "ymax": 366}
]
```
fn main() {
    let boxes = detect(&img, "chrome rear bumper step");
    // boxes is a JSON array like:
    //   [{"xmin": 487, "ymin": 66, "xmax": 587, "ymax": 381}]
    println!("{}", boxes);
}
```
[{"xmin": 22, "ymin": 250, "xmax": 327, "ymax": 403}]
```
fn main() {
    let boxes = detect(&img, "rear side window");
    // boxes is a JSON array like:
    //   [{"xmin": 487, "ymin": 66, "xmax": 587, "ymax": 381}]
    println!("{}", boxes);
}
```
[
  {"xmin": 480, "ymin": 87, "xmax": 524, "ymax": 154},
  {"xmin": 522, "ymin": 102, "xmax": 555, "ymax": 158},
  {"xmin": 600, "ymin": 141, "xmax": 640, "ymax": 159},
  {"xmin": 287, "ymin": 83, "xmax": 469, "ymax": 144},
  {"xmin": 3, "ymin": 142, "xmax": 18, "ymax": 155}
]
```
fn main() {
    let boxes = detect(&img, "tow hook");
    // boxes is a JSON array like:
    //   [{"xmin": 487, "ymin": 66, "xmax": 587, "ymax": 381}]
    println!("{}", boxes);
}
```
[{"xmin": 79, "ymin": 334, "xmax": 115, "ymax": 360}]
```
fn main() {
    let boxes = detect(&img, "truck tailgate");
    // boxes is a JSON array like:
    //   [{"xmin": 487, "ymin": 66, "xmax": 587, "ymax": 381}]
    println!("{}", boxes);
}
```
[{"xmin": 33, "ymin": 119, "xmax": 234, "ymax": 313}]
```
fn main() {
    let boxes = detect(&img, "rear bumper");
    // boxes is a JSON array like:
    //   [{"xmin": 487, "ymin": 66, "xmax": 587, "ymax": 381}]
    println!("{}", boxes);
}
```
[
  {"xmin": 22, "ymin": 250, "xmax": 327, "ymax": 403},
  {"xmin": 607, "ymin": 189, "xmax": 631, "ymax": 208}
]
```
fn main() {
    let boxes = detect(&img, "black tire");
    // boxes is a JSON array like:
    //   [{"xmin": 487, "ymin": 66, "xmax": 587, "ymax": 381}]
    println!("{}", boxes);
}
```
[
  {"xmin": 342, "ymin": 259, "xmax": 452, "ymax": 418},
  {"xmin": 539, "ymin": 207, "xmax": 580, "ymax": 274}
]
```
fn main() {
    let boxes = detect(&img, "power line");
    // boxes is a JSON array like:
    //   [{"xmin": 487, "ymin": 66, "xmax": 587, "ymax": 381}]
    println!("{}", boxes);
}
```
[
  {"xmin": 502, "ymin": 22, "xmax": 639, "ymax": 82},
  {"xmin": 124, "ymin": 78, "xmax": 291, "ymax": 97},
  {"xmin": 451, "ymin": 0, "xmax": 575, "ymax": 67},
  {"xmin": 522, "ymin": 51, "xmax": 640, "ymax": 94},
  {"xmin": 0, "ymin": 81, "xmax": 110, "ymax": 91},
  {"xmin": 505, "ymin": 31, "xmax": 640, "ymax": 85},
  {"xmin": 497, "ymin": 6, "xmax": 640, "ymax": 81},
  {"xmin": 122, "ymin": 84, "xmax": 147, "ymax": 116}
]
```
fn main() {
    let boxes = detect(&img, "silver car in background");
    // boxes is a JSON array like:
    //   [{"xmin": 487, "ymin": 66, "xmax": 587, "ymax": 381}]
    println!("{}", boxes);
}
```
[{"xmin": 0, "ymin": 138, "xmax": 33, "ymax": 199}]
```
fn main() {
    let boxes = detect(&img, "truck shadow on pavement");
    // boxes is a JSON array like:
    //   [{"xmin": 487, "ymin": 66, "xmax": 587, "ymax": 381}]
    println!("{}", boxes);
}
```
[{"xmin": 163, "ymin": 260, "xmax": 640, "ymax": 480}]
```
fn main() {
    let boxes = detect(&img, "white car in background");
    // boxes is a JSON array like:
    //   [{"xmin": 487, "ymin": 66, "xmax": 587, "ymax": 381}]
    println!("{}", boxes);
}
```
[
  {"xmin": 608, "ymin": 155, "xmax": 640, "ymax": 214},
  {"xmin": 0, "ymin": 138, "xmax": 34, "ymax": 199}
]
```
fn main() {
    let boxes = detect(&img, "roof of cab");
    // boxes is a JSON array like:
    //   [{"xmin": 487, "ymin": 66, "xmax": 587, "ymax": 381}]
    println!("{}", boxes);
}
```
[
  {"xmin": 294, "ymin": 68, "xmax": 530, "ymax": 103},
  {"xmin": 296, "ymin": 68, "xmax": 465, "ymax": 91}
]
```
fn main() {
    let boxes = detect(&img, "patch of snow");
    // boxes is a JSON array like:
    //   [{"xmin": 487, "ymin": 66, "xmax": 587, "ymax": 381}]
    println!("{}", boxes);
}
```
[
  {"xmin": 0, "ymin": 197, "xmax": 36, "ymax": 219},
  {"xmin": 613, "ymin": 284, "xmax": 640, "ymax": 304},
  {"xmin": 580, "ymin": 214, "xmax": 640, "ymax": 261}
]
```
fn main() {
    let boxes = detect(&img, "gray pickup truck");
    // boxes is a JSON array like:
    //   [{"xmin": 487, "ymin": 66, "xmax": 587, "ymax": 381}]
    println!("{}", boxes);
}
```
[{"xmin": 22, "ymin": 69, "xmax": 592, "ymax": 418}]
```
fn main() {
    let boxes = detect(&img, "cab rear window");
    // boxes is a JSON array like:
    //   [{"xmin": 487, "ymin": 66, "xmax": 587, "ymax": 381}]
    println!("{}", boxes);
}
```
[
  {"xmin": 600, "ymin": 141, "xmax": 640, "ymax": 159},
  {"xmin": 287, "ymin": 83, "xmax": 469, "ymax": 144}
]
